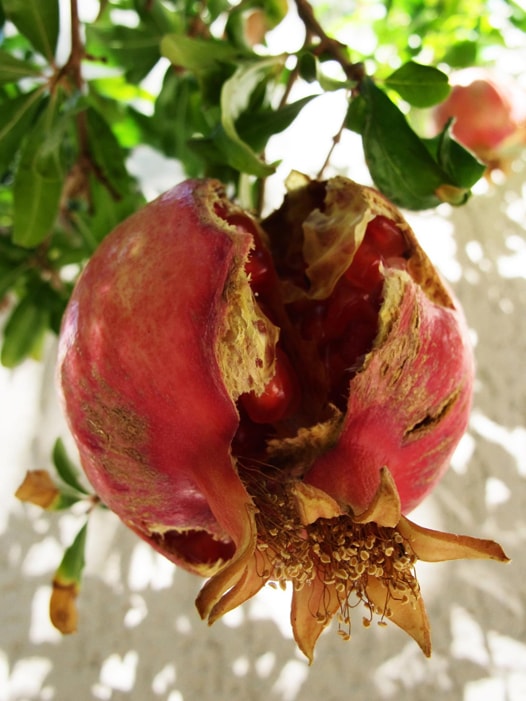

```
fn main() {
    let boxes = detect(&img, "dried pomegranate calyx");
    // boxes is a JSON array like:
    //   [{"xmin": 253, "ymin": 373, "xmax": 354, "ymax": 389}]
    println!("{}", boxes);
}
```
[{"xmin": 197, "ymin": 467, "xmax": 508, "ymax": 663}]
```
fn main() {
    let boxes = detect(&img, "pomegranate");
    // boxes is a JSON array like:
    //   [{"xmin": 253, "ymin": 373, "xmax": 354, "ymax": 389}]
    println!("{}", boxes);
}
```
[
  {"xmin": 433, "ymin": 68, "xmax": 526, "ymax": 170},
  {"xmin": 58, "ymin": 175, "xmax": 508, "ymax": 660}
]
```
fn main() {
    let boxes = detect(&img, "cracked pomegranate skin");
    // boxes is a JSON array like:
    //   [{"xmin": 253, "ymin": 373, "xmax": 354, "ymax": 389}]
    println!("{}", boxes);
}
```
[{"xmin": 58, "ymin": 176, "xmax": 474, "ymax": 579}]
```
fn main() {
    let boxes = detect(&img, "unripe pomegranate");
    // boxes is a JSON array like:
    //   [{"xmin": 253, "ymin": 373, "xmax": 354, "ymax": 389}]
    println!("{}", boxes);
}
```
[
  {"xmin": 433, "ymin": 68, "xmax": 526, "ymax": 170},
  {"xmin": 58, "ymin": 176, "xmax": 508, "ymax": 660}
]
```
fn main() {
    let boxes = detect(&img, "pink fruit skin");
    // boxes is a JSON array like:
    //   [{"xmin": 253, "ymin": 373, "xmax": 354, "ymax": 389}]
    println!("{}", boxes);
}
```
[
  {"xmin": 305, "ymin": 273, "xmax": 474, "ymax": 516},
  {"xmin": 433, "ymin": 69, "xmax": 526, "ymax": 157},
  {"xmin": 58, "ymin": 180, "xmax": 253, "ymax": 572},
  {"xmin": 58, "ymin": 176, "xmax": 474, "ymax": 575}
]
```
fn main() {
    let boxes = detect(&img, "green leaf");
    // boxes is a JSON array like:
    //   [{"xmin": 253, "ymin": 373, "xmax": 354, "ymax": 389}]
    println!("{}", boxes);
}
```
[
  {"xmin": 0, "ymin": 88, "xmax": 44, "ymax": 174},
  {"xmin": 345, "ymin": 94, "xmax": 368, "ymax": 134},
  {"xmin": 12, "ymin": 97, "xmax": 64, "ymax": 247},
  {"xmin": 236, "ymin": 95, "xmax": 316, "ymax": 152},
  {"xmin": 52, "ymin": 438, "xmax": 89, "ymax": 495},
  {"xmin": 359, "ymin": 78, "xmax": 463, "ymax": 210},
  {"xmin": 86, "ymin": 107, "xmax": 132, "ymax": 195},
  {"xmin": 442, "ymin": 40, "xmax": 479, "ymax": 68},
  {"xmin": 161, "ymin": 33, "xmax": 246, "ymax": 72},
  {"xmin": 80, "ymin": 173, "xmax": 142, "ymax": 246},
  {"xmin": 3, "ymin": 0, "xmax": 59, "ymax": 60},
  {"xmin": 385, "ymin": 62, "xmax": 451, "ymax": 108},
  {"xmin": 0, "ymin": 49, "xmax": 42, "ymax": 84},
  {"xmin": 135, "ymin": 70, "xmax": 206, "ymax": 175},
  {"xmin": 219, "ymin": 59, "xmax": 282, "ymax": 176},
  {"xmin": 86, "ymin": 24, "xmax": 160, "ymax": 84},
  {"xmin": 1, "ymin": 295, "xmax": 50, "ymax": 367},
  {"xmin": 298, "ymin": 52, "xmax": 318, "ymax": 83},
  {"xmin": 55, "ymin": 522, "xmax": 88, "ymax": 586},
  {"xmin": 426, "ymin": 120, "xmax": 486, "ymax": 190}
]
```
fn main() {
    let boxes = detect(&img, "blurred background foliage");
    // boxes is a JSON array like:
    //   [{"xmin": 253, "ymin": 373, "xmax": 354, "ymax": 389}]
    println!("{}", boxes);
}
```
[{"xmin": 0, "ymin": 0, "xmax": 525, "ymax": 369}]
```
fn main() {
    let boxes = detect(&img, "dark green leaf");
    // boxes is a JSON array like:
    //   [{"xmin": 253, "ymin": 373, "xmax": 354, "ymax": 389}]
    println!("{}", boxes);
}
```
[
  {"xmin": 3, "ymin": 0, "xmax": 59, "ymax": 60},
  {"xmin": 0, "ymin": 49, "xmax": 42, "ymax": 84},
  {"xmin": 1, "ymin": 295, "xmax": 50, "ymax": 367},
  {"xmin": 360, "ymin": 78, "xmax": 463, "ymax": 210},
  {"xmin": 237, "ymin": 95, "xmax": 316, "ymax": 152},
  {"xmin": 75, "ymin": 173, "xmax": 142, "ymax": 247},
  {"xmin": 12, "ymin": 97, "xmax": 64, "ymax": 247},
  {"xmin": 134, "ymin": 70, "xmax": 205, "ymax": 174},
  {"xmin": 298, "ymin": 52, "xmax": 318, "ymax": 83},
  {"xmin": 86, "ymin": 24, "xmax": 160, "ymax": 84},
  {"xmin": 52, "ymin": 438, "xmax": 89, "ymax": 495},
  {"xmin": 86, "ymin": 107, "xmax": 132, "ymax": 195},
  {"xmin": 345, "ymin": 94, "xmax": 367, "ymax": 134},
  {"xmin": 0, "ymin": 88, "xmax": 44, "ymax": 174},
  {"xmin": 426, "ymin": 120, "xmax": 486, "ymax": 189},
  {"xmin": 0, "ymin": 261, "xmax": 28, "ymax": 300},
  {"xmin": 385, "ymin": 62, "xmax": 450, "ymax": 107}
]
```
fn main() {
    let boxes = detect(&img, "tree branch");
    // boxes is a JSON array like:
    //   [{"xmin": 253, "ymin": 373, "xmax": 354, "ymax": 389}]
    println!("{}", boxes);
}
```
[{"xmin": 294, "ymin": 0, "xmax": 365, "ymax": 83}]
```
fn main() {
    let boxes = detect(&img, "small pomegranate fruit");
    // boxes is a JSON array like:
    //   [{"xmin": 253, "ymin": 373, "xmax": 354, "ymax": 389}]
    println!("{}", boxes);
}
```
[
  {"xmin": 58, "ymin": 175, "xmax": 508, "ymax": 660},
  {"xmin": 433, "ymin": 68, "xmax": 526, "ymax": 170}
]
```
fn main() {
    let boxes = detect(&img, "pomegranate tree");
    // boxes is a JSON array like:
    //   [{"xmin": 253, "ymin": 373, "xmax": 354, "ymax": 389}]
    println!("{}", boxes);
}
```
[
  {"xmin": 58, "ymin": 175, "xmax": 507, "ymax": 660},
  {"xmin": 433, "ymin": 68, "xmax": 526, "ymax": 171}
]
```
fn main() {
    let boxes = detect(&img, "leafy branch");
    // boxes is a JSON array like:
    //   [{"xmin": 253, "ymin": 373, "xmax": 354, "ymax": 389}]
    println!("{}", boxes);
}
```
[{"xmin": 1, "ymin": 0, "xmax": 521, "ymax": 369}]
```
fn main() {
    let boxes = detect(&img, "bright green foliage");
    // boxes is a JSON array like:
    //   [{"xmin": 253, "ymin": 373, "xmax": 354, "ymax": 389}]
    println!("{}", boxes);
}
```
[{"xmin": 0, "ymin": 0, "xmax": 523, "ymax": 367}]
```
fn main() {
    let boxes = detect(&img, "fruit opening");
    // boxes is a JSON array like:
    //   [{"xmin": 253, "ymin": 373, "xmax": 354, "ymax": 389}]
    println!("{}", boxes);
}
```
[
  {"xmin": 216, "ymin": 181, "xmax": 411, "ymax": 465},
  {"xmin": 149, "ymin": 528, "xmax": 236, "ymax": 570}
]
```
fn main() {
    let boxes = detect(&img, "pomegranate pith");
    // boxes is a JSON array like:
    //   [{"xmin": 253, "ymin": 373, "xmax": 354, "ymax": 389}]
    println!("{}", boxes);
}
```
[{"xmin": 58, "ymin": 175, "xmax": 508, "ymax": 661}]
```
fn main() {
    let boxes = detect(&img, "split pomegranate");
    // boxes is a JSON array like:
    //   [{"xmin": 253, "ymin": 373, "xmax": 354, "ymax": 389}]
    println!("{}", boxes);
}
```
[
  {"xmin": 433, "ymin": 68, "xmax": 526, "ymax": 171},
  {"xmin": 58, "ymin": 175, "xmax": 508, "ymax": 660}
]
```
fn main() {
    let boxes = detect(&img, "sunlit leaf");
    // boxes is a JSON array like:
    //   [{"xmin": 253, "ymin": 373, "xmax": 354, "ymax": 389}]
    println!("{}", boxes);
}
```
[
  {"xmin": 3, "ymin": 0, "xmax": 59, "ymax": 60},
  {"xmin": 442, "ymin": 39, "xmax": 479, "ymax": 68},
  {"xmin": 219, "ymin": 59, "xmax": 284, "ymax": 176},
  {"xmin": 385, "ymin": 62, "xmax": 450, "ymax": 107}
]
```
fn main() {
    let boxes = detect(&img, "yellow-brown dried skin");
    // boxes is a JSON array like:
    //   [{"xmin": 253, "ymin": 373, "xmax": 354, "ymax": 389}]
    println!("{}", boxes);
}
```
[{"xmin": 208, "ymin": 188, "xmax": 280, "ymax": 402}]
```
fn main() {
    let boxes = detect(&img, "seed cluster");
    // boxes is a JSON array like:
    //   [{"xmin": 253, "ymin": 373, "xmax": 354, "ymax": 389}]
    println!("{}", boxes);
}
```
[{"xmin": 243, "ymin": 466, "xmax": 419, "ymax": 638}]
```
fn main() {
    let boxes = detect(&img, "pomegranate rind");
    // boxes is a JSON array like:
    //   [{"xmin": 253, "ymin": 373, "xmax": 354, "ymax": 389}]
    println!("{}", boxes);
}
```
[
  {"xmin": 58, "ymin": 179, "xmax": 271, "ymax": 576},
  {"xmin": 304, "ymin": 268, "xmax": 474, "ymax": 514}
]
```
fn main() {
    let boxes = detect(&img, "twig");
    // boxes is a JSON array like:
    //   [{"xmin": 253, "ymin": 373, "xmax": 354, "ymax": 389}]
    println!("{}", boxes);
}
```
[{"xmin": 294, "ymin": 0, "xmax": 365, "ymax": 83}]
